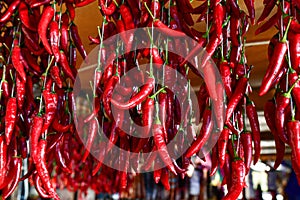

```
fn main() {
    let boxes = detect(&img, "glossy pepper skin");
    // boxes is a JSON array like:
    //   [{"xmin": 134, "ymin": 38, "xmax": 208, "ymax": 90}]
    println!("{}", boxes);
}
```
[
  {"xmin": 5, "ymin": 97, "xmax": 17, "ymax": 145},
  {"xmin": 153, "ymin": 122, "xmax": 177, "ymax": 175},
  {"xmin": 38, "ymin": 6, "xmax": 54, "ymax": 55},
  {"xmin": 110, "ymin": 77, "xmax": 155, "ymax": 109},
  {"xmin": 264, "ymin": 99, "xmax": 285, "ymax": 169},
  {"xmin": 185, "ymin": 108, "xmax": 213, "ymax": 158},
  {"xmin": 225, "ymin": 77, "xmax": 248, "ymax": 123},
  {"xmin": 246, "ymin": 99, "xmax": 261, "ymax": 164},
  {"xmin": 240, "ymin": 132, "xmax": 253, "ymax": 174},
  {"xmin": 287, "ymin": 121, "xmax": 300, "ymax": 174},
  {"xmin": 223, "ymin": 159, "xmax": 246, "ymax": 200},
  {"xmin": 275, "ymin": 93, "xmax": 291, "ymax": 144}
]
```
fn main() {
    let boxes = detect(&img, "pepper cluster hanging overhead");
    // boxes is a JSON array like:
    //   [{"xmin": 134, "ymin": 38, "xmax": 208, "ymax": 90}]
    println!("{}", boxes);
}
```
[{"xmin": 0, "ymin": 0, "xmax": 300, "ymax": 199}]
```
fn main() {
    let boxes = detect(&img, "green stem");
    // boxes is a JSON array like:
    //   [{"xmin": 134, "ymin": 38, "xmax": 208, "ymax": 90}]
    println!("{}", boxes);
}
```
[
  {"xmin": 150, "ymin": 87, "xmax": 166, "ymax": 99},
  {"xmin": 144, "ymin": 2, "xmax": 155, "ymax": 20}
]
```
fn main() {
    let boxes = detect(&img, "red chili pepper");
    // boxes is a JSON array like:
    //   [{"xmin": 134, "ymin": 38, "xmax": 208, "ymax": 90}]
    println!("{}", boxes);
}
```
[
  {"xmin": 257, "ymin": 0, "xmax": 276, "ymax": 24},
  {"xmin": 2, "ymin": 157, "xmax": 22, "ymax": 199},
  {"xmin": 246, "ymin": 98, "xmax": 261, "ymax": 164},
  {"xmin": 213, "ymin": 3, "xmax": 224, "ymax": 41},
  {"xmin": 264, "ymin": 99, "xmax": 285, "ymax": 169},
  {"xmin": 33, "ymin": 173, "xmax": 53, "ymax": 199},
  {"xmin": 228, "ymin": 0, "xmax": 240, "ymax": 19},
  {"xmin": 60, "ymin": 13, "xmax": 69, "ymax": 53},
  {"xmin": 50, "ymin": 65, "xmax": 63, "ymax": 88},
  {"xmin": 240, "ymin": 132, "xmax": 253, "ymax": 174},
  {"xmin": 111, "ymin": 77, "xmax": 155, "ymax": 110},
  {"xmin": 36, "ymin": 139, "xmax": 60, "ymax": 199},
  {"xmin": 218, "ymin": 127, "xmax": 230, "ymax": 168},
  {"xmin": 12, "ymin": 40, "xmax": 26, "ymax": 82},
  {"xmin": 225, "ymin": 76, "xmax": 248, "ymax": 123},
  {"xmin": 54, "ymin": 140, "xmax": 71, "ymax": 174},
  {"xmin": 82, "ymin": 118, "xmax": 98, "ymax": 162},
  {"xmin": 59, "ymin": 50, "xmax": 75, "ymax": 82},
  {"xmin": 38, "ymin": 5, "xmax": 54, "ymax": 55},
  {"xmin": 243, "ymin": 0, "xmax": 255, "ymax": 24},
  {"xmin": 152, "ymin": 20, "xmax": 186, "ymax": 37},
  {"xmin": 0, "ymin": 0, "xmax": 20, "ymax": 23},
  {"xmin": 30, "ymin": 115, "xmax": 44, "ymax": 164},
  {"xmin": 0, "ymin": 135, "xmax": 7, "ymax": 187},
  {"xmin": 221, "ymin": 153, "xmax": 232, "ymax": 187},
  {"xmin": 160, "ymin": 168, "xmax": 170, "ymax": 190},
  {"xmin": 70, "ymin": 23, "xmax": 87, "ymax": 60},
  {"xmin": 133, "ymin": 97, "xmax": 154, "ymax": 153},
  {"xmin": 19, "ymin": 1, "xmax": 36, "ymax": 31},
  {"xmin": 288, "ymin": 31, "xmax": 300, "ymax": 72},
  {"xmin": 5, "ymin": 97, "xmax": 17, "ymax": 145},
  {"xmin": 287, "ymin": 120, "xmax": 300, "ymax": 174},
  {"xmin": 49, "ymin": 20, "xmax": 60, "ymax": 62},
  {"xmin": 29, "ymin": 0, "xmax": 51, "ymax": 8},
  {"xmin": 185, "ymin": 108, "xmax": 213, "ymax": 158},
  {"xmin": 220, "ymin": 61, "xmax": 233, "ymax": 98},
  {"xmin": 99, "ymin": 0, "xmax": 118, "ymax": 16},
  {"xmin": 223, "ymin": 159, "xmax": 246, "ymax": 200},
  {"xmin": 153, "ymin": 118, "xmax": 177, "ymax": 175},
  {"xmin": 42, "ymin": 90, "xmax": 58, "ymax": 134},
  {"xmin": 256, "ymin": 2, "xmax": 290, "ymax": 35},
  {"xmin": 102, "ymin": 74, "xmax": 119, "ymax": 120},
  {"xmin": 75, "ymin": 0, "xmax": 95, "ymax": 7},
  {"xmin": 275, "ymin": 92, "xmax": 291, "ymax": 144},
  {"xmin": 119, "ymin": 4, "xmax": 135, "ymax": 30}
]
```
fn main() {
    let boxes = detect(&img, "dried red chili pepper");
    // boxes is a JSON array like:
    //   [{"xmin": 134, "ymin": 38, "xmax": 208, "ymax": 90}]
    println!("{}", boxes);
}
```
[
  {"xmin": 185, "ymin": 108, "xmax": 213, "ymax": 158},
  {"xmin": 99, "ymin": 0, "xmax": 118, "ymax": 16},
  {"xmin": 5, "ymin": 97, "xmax": 17, "ymax": 145},
  {"xmin": 243, "ymin": 0, "xmax": 255, "ymax": 24},
  {"xmin": 160, "ymin": 168, "xmax": 170, "ymax": 190},
  {"xmin": 264, "ymin": 99, "xmax": 285, "ymax": 169},
  {"xmin": 213, "ymin": 3, "xmax": 224, "ymax": 41},
  {"xmin": 246, "ymin": 98, "xmax": 260, "ymax": 164},
  {"xmin": 102, "ymin": 74, "xmax": 119, "ymax": 120},
  {"xmin": 218, "ymin": 127, "xmax": 230, "ymax": 168},
  {"xmin": 0, "ymin": 0, "xmax": 20, "ymax": 22},
  {"xmin": 153, "ymin": 115, "xmax": 177, "ymax": 175},
  {"xmin": 82, "ymin": 118, "xmax": 98, "ymax": 162},
  {"xmin": 2, "ymin": 157, "xmax": 22, "ymax": 198},
  {"xmin": 38, "ymin": 5, "xmax": 54, "ymax": 55},
  {"xmin": 19, "ymin": 1, "xmax": 36, "ymax": 31},
  {"xmin": 36, "ymin": 139, "xmax": 60, "ymax": 199},
  {"xmin": 259, "ymin": 23, "xmax": 291, "ymax": 95},
  {"xmin": 223, "ymin": 159, "xmax": 246, "ymax": 200},
  {"xmin": 42, "ymin": 89, "xmax": 58, "ymax": 133},
  {"xmin": 12, "ymin": 39, "xmax": 26, "ymax": 82},
  {"xmin": 275, "ymin": 92, "xmax": 291, "ymax": 144},
  {"xmin": 287, "ymin": 120, "xmax": 300, "ymax": 172},
  {"xmin": 257, "ymin": 0, "xmax": 276, "ymax": 24},
  {"xmin": 111, "ymin": 77, "xmax": 155, "ymax": 109},
  {"xmin": 0, "ymin": 135, "xmax": 7, "ymax": 187},
  {"xmin": 70, "ymin": 23, "xmax": 87, "ymax": 60},
  {"xmin": 59, "ymin": 50, "xmax": 75, "ymax": 82},
  {"xmin": 30, "ymin": 115, "xmax": 44, "ymax": 164},
  {"xmin": 49, "ymin": 20, "xmax": 60, "ymax": 62},
  {"xmin": 225, "ymin": 76, "xmax": 248, "ymax": 123}
]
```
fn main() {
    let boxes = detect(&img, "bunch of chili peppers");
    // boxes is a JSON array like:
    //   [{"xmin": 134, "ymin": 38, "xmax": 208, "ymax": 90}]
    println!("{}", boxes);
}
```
[
  {"xmin": 257, "ymin": 0, "xmax": 300, "ymax": 184},
  {"xmin": 0, "ymin": 0, "xmax": 272, "ymax": 198},
  {"xmin": 86, "ymin": 0, "xmax": 260, "ymax": 199}
]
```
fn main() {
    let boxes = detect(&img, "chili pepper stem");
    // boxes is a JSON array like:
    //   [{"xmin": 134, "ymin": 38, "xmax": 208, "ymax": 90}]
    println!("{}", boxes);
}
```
[{"xmin": 144, "ymin": 2, "xmax": 155, "ymax": 19}]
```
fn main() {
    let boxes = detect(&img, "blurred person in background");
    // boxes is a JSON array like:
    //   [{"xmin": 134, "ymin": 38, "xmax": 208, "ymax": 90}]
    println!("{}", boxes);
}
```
[{"xmin": 285, "ymin": 170, "xmax": 300, "ymax": 200}]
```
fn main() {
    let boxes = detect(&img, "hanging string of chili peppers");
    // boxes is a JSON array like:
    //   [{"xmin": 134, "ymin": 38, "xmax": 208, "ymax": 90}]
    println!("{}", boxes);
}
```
[
  {"xmin": 1, "ymin": 0, "xmax": 291, "ymax": 198},
  {"xmin": 257, "ymin": 0, "xmax": 300, "ymax": 185}
]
